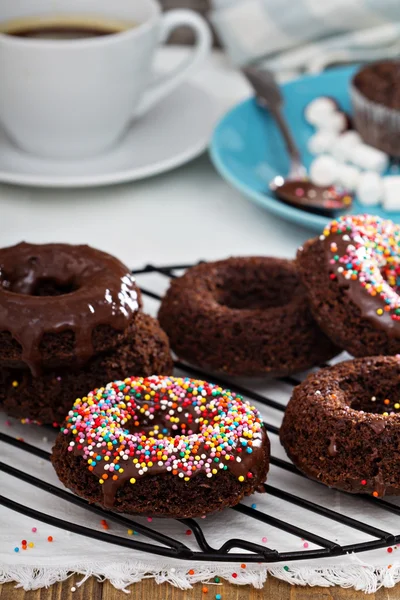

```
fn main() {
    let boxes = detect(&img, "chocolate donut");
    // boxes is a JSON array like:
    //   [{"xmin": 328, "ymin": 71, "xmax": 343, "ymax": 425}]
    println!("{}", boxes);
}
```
[
  {"xmin": 280, "ymin": 356, "xmax": 400, "ymax": 497},
  {"xmin": 297, "ymin": 215, "xmax": 400, "ymax": 357},
  {"xmin": 3, "ymin": 313, "xmax": 173, "ymax": 426},
  {"xmin": 52, "ymin": 375, "xmax": 270, "ymax": 518},
  {"xmin": 0, "ymin": 243, "xmax": 141, "ymax": 374},
  {"xmin": 158, "ymin": 257, "xmax": 339, "ymax": 377}
]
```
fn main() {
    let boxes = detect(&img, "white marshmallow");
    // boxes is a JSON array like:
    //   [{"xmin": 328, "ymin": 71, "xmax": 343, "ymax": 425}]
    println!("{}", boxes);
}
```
[
  {"xmin": 356, "ymin": 171, "xmax": 384, "ymax": 206},
  {"xmin": 351, "ymin": 144, "xmax": 389, "ymax": 174},
  {"xmin": 331, "ymin": 131, "xmax": 363, "ymax": 162},
  {"xmin": 308, "ymin": 131, "xmax": 338, "ymax": 155},
  {"xmin": 318, "ymin": 111, "xmax": 347, "ymax": 135},
  {"xmin": 336, "ymin": 163, "xmax": 361, "ymax": 192},
  {"xmin": 382, "ymin": 176, "xmax": 400, "ymax": 211},
  {"xmin": 309, "ymin": 155, "xmax": 339, "ymax": 187},
  {"xmin": 304, "ymin": 97, "xmax": 338, "ymax": 127}
]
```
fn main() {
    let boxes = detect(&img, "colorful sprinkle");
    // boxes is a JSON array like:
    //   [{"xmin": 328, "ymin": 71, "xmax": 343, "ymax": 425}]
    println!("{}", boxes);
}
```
[
  {"xmin": 47, "ymin": 536, "xmax": 53, "ymax": 542},
  {"xmin": 60, "ymin": 376, "xmax": 264, "ymax": 492},
  {"xmin": 14, "ymin": 547, "xmax": 19, "ymax": 553},
  {"xmin": 214, "ymin": 577, "xmax": 220, "ymax": 583},
  {"xmin": 202, "ymin": 586, "xmax": 208, "ymax": 593},
  {"xmin": 32, "ymin": 527, "xmax": 37, "ymax": 533},
  {"xmin": 262, "ymin": 537, "xmax": 268, "ymax": 543},
  {"xmin": 215, "ymin": 595, "xmax": 222, "ymax": 600},
  {"xmin": 100, "ymin": 519, "xmax": 109, "ymax": 530},
  {"xmin": 324, "ymin": 215, "xmax": 400, "ymax": 326}
]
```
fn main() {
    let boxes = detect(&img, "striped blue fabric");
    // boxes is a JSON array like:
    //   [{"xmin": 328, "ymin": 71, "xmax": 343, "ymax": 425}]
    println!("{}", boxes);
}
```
[{"xmin": 210, "ymin": 0, "xmax": 400, "ymax": 74}]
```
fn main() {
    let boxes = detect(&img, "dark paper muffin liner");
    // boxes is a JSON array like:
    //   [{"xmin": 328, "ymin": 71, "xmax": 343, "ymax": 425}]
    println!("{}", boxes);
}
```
[{"xmin": 351, "ymin": 83, "xmax": 400, "ymax": 157}]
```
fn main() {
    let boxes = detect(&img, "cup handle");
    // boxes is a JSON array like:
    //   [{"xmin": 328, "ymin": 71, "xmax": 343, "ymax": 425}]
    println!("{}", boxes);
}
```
[{"xmin": 133, "ymin": 10, "xmax": 212, "ymax": 119}]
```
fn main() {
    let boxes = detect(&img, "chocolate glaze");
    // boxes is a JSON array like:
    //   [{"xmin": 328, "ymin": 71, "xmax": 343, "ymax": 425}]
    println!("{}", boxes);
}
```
[
  {"xmin": 91, "ymin": 429, "xmax": 268, "ymax": 509},
  {"xmin": 324, "ymin": 233, "xmax": 400, "ymax": 339},
  {"xmin": 96, "ymin": 431, "xmax": 267, "ymax": 509},
  {"xmin": 0, "ymin": 243, "xmax": 140, "ymax": 375},
  {"xmin": 328, "ymin": 435, "xmax": 337, "ymax": 457},
  {"xmin": 70, "ymin": 390, "xmax": 268, "ymax": 509}
]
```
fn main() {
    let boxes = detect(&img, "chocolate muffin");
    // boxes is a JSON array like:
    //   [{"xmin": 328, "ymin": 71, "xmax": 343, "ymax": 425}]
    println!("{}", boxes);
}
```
[
  {"xmin": 52, "ymin": 375, "xmax": 270, "ymax": 518},
  {"xmin": 297, "ymin": 215, "xmax": 400, "ymax": 358},
  {"xmin": 280, "ymin": 356, "xmax": 400, "ymax": 497},
  {"xmin": 352, "ymin": 60, "xmax": 400, "ymax": 156},
  {"xmin": 3, "ymin": 313, "xmax": 173, "ymax": 425},
  {"xmin": 158, "ymin": 257, "xmax": 339, "ymax": 377}
]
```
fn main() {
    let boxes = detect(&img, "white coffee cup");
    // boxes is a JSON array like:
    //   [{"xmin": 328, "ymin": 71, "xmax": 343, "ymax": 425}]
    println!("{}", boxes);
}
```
[{"xmin": 0, "ymin": 0, "xmax": 212, "ymax": 159}]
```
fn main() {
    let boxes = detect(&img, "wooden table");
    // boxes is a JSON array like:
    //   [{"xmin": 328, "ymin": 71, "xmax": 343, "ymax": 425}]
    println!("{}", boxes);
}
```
[{"xmin": 1, "ymin": 577, "xmax": 399, "ymax": 599}]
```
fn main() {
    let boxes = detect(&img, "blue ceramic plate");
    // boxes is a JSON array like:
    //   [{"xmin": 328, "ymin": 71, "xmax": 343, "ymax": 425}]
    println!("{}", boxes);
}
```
[{"xmin": 209, "ymin": 65, "xmax": 400, "ymax": 232}]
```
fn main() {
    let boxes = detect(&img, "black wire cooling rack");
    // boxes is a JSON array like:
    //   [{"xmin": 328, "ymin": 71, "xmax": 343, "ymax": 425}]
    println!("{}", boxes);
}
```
[{"xmin": 1, "ymin": 262, "xmax": 400, "ymax": 564}]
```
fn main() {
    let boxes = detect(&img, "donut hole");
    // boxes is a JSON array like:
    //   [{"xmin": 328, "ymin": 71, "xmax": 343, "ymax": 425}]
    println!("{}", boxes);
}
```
[
  {"xmin": 125, "ymin": 404, "xmax": 202, "ymax": 438},
  {"xmin": 213, "ymin": 267, "xmax": 299, "ymax": 311},
  {"xmin": 2, "ymin": 274, "xmax": 79, "ymax": 296},
  {"xmin": 340, "ymin": 372, "xmax": 400, "ymax": 414},
  {"xmin": 30, "ymin": 278, "xmax": 79, "ymax": 296},
  {"xmin": 127, "ymin": 422, "xmax": 201, "ymax": 438}
]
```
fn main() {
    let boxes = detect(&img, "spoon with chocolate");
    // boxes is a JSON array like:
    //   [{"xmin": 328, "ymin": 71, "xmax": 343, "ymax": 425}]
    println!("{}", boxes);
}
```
[{"xmin": 242, "ymin": 67, "xmax": 353, "ymax": 216}]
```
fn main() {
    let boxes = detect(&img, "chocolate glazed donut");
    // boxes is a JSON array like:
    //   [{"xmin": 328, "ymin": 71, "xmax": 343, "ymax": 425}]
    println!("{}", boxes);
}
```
[
  {"xmin": 0, "ymin": 243, "xmax": 142, "ymax": 374},
  {"xmin": 52, "ymin": 375, "xmax": 270, "ymax": 518},
  {"xmin": 158, "ymin": 257, "xmax": 339, "ymax": 377},
  {"xmin": 297, "ymin": 215, "xmax": 400, "ymax": 358},
  {"xmin": 281, "ymin": 356, "xmax": 400, "ymax": 497}
]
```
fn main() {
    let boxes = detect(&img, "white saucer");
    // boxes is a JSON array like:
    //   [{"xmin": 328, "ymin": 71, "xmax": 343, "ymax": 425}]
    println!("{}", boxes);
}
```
[{"xmin": 0, "ymin": 80, "xmax": 218, "ymax": 188}]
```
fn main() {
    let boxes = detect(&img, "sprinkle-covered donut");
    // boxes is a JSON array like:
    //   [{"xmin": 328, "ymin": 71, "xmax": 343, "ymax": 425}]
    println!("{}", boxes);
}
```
[
  {"xmin": 158, "ymin": 257, "xmax": 339, "ymax": 377},
  {"xmin": 280, "ymin": 356, "xmax": 400, "ymax": 496},
  {"xmin": 297, "ymin": 215, "xmax": 400, "ymax": 357},
  {"xmin": 0, "ymin": 243, "xmax": 141, "ymax": 375},
  {"xmin": 52, "ymin": 375, "xmax": 270, "ymax": 518}
]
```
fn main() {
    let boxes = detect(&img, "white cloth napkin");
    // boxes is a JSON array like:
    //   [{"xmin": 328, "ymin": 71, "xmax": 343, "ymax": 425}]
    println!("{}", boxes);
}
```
[
  {"xmin": 2, "ymin": 268, "xmax": 400, "ymax": 593},
  {"xmin": 210, "ymin": 0, "xmax": 400, "ymax": 75}
]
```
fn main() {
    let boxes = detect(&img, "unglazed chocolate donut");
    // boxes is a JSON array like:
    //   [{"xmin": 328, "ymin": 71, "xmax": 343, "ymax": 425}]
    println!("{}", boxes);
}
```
[
  {"xmin": 158, "ymin": 257, "xmax": 339, "ymax": 377},
  {"xmin": 0, "ymin": 242, "xmax": 141, "ymax": 375},
  {"xmin": 297, "ymin": 215, "xmax": 400, "ymax": 357},
  {"xmin": 280, "ymin": 356, "xmax": 400, "ymax": 497},
  {"xmin": 52, "ymin": 375, "xmax": 270, "ymax": 518}
]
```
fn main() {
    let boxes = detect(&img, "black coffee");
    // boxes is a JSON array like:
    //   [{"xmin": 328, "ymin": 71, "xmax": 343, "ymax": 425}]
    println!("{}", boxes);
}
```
[{"xmin": 2, "ymin": 16, "xmax": 133, "ymax": 40}]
